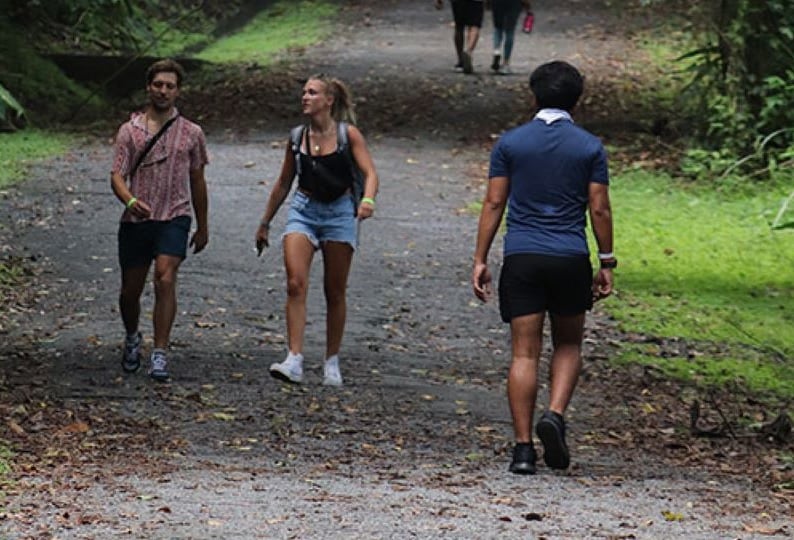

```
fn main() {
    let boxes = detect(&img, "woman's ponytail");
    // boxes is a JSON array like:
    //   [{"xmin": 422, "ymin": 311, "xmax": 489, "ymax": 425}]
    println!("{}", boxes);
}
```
[{"xmin": 310, "ymin": 74, "xmax": 357, "ymax": 125}]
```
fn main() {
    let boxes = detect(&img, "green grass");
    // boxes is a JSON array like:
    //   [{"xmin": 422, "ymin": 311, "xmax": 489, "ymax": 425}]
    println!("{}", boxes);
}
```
[
  {"xmin": 0, "ymin": 131, "xmax": 72, "ymax": 189},
  {"xmin": 605, "ymin": 169, "xmax": 794, "ymax": 398},
  {"xmin": 196, "ymin": 1, "xmax": 337, "ymax": 64},
  {"xmin": 0, "ymin": 444, "xmax": 11, "ymax": 476}
]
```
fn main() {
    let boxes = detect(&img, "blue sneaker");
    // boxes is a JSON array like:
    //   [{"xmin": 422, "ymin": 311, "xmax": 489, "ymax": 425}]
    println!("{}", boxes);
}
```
[
  {"xmin": 122, "ymin": 332, "xmax": 142, "ymax": 373},
  {"xmin": 148, "ymin": 350, "xmax": 169, "ymax": 382}
]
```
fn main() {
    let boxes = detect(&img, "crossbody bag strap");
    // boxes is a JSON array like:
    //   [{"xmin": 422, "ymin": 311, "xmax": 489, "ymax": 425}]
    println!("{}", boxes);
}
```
[{"xmin": 129, "ymin": 115, "xmax": 179, "ymax": 179}]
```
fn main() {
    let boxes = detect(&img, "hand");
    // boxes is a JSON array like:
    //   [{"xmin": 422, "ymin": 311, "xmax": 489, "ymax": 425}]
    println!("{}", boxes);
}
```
[
  {"xmin": 255, "ymin": 223, "xmax": 270, "ymax": 256},
  {"xmin": 434, "ymin": 0, "xmax": 443, "ymax": 10},
  {"xmin": 592, "ymin": 268, "xmax": 614, "ymax": 302},
  {"xmin": 127, "ymin": 198, "xmax": 152, "ymax": 219},
  {"xmin": 189, "ymin": 228, "xmax": 209, "ymax": 254},
  {"xmin": 357, "ymin": 200, "xmax": 375, "ymax": 221},
  {"xmin": 472, "ymin": 262, "xmax": 493, "ymax": 302}
]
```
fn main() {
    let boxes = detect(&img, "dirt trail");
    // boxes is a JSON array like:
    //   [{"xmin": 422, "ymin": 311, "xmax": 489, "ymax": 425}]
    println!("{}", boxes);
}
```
[{"xmin": 1, "ymin": 1, "xmax": 791, "ymax": 538}]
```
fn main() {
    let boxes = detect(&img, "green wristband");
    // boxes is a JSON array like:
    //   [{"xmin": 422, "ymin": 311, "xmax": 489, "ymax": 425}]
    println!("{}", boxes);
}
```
[
  {"xmin": 126, "ymin": 197, "xmax": 138, "ymax": 209},
  {"xmin": 361, "ymin": 197, "xmax": 376, "ymax": 207}
]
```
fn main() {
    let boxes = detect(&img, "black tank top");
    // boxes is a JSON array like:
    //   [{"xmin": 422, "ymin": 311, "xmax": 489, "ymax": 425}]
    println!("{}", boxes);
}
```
[{"xmin": 297, "ymin": 130, "xmax": 355, "ymax": 202}]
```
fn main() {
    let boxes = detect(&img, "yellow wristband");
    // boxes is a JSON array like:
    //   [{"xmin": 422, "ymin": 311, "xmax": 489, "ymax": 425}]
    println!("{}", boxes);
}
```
[
  {"xmin": 126, "ymin": 197, "xmax": 138, "ymax": 209},
  {"xmin": 361, "ymin": 197, "xmax": 375, "ymax": 207}
]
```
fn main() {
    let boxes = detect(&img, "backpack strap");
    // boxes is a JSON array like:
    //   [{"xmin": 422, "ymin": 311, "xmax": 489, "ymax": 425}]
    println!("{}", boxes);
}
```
[
  {"xmin": 336, "ymin": 121, "xmax": 364, "ymax": 205},
  {"xmin": 289, "ymin": 125, "xmax": 305, "ymax": 178}
]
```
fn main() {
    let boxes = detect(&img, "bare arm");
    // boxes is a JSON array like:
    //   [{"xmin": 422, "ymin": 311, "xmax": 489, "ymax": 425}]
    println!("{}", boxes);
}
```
[
  {"xmin": 255, "ymin": 145, "xmax": 297, "ymax": 253},
  {"xmin": 348, "ymin": 125, "xmax": 379, "ymax": 220},
  {"xmin": 189, "ymin": 165, "xmax": 209, "ymax": 253},
  {"xmin": 110, "ymin": 170, "xmax": 151, "ymax": 219},
  {"xmin": 588, "ymin": 182, "xmax": 614, "ymax": 299},
  {"xmin": 472, "ymin": 176, "xmax": 509, "ymax": 301}
]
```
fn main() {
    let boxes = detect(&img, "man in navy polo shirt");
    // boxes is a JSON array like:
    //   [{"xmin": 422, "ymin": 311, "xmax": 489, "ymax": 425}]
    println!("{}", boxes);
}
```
[{"xmin": 472, "ymin": 61, "xmax": 616, "ymax": 474}]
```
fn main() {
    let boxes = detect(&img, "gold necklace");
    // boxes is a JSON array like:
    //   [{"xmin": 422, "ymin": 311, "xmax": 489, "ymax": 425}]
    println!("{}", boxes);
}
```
[{"xmin": 310, "ymin": 123, "xmax": 335, "ymax": 153}]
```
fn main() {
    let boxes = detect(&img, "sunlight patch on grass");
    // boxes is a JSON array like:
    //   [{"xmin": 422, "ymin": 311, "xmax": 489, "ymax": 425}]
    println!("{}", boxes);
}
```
[
  {"xmin": 196, "ymin": 1, "xmax": 337, "ymax": 64},
  {"xmin": 604, "ymin": 170, "xmax": 794, "ymax": 389},
  {"xmin": 0, "ymin": 131, "xmax": 72, "ymax": 188}
]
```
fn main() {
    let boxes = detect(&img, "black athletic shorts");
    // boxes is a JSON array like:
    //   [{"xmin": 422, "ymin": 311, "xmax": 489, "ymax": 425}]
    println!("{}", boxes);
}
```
[
  {"xmin": 118, "ymin": 215, "xmax": 191, "ymax": 270},
  {"xmin": 452, "ymin": 0, "xmax": 484, "ymax": 28},
  {"xmin": 498, "ymin": 253, "xmax": 593, "ymax": 322}
]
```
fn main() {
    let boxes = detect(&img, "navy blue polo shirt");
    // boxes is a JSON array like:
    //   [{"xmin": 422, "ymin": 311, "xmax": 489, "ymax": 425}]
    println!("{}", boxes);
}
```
[{"xmin": 488, "ymin": 113, "xmax": 609, "ymax": 257}]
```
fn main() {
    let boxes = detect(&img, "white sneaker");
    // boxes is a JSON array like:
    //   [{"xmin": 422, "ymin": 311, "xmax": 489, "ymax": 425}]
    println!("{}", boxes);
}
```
[
  {"xmin": 270, "ymin": 353, "xmax": 303, "ymax": 384},
  {"xmin": 148, "ymin": 349, "xmax": 169, "ymax": 382},
  {"xmin": 323, "ymin": 356, "xmax": 343, "ymax": 387}
]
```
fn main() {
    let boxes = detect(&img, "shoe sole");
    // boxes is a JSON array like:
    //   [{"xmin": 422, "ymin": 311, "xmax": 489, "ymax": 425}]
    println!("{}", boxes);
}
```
[
  {"xmin": 461, "ymin": 52, "xmax": 473, "ymax": 74},
  {"xmin": 536, "ymin": 419, "xmax": 570, "ymax": 470},
  {"xmin": 149, "ymin": 372, "xmax": 170, "ymax": 382},
  {"xmin": 122, "ymin": 362, "xmax": 140, "ymax": 374},
  {"xmin": 509, "ymin": 461, "xmax": 536, "ymax": 475},
  {"xmin": 323, "ymin": 378, "xmax": 343, "ymax": 387},
  {"xmin": 122, "ymin": 353, "xmax": 141, "ymax": 373},
  {"xmin": 270, "ymin": 368, "xmax": 302, "ymax": 384}
]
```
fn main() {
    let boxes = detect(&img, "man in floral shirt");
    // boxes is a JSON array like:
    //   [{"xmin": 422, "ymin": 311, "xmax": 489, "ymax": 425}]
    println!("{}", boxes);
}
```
[{"xmin": 110, "ymin": 59, "xmax": 209, "ymax": 382}]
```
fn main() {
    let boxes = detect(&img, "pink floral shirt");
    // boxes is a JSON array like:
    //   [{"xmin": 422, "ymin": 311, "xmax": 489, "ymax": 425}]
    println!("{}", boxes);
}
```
[{"xmin": 112, "ymin": 109, "xmax": 208, "ymax": 222}]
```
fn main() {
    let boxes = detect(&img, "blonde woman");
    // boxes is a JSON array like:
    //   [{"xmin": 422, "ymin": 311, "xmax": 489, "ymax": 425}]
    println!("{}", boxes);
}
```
[{"xmin": 255, "ymin": 74, "xmax": 379, "ymax": 387}]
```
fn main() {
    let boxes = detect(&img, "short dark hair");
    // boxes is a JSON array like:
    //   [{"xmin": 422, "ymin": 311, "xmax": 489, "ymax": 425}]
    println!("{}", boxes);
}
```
[
  {"xmin": 146, "ymin": 59, "xmax": 185, "ymax": 87},
  {"xmin": 529, "ymin": 61, "xmax": 584, "ymax": 111}
]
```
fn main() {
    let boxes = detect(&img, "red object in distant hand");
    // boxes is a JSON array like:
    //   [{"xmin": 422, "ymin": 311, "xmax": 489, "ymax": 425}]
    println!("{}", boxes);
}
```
[{"xmin": 522, "ymin": 11, "xmax": 534, "ymax": 33}]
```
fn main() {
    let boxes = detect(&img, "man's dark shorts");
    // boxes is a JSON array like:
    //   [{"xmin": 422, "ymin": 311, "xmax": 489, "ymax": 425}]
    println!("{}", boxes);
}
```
[
  {"xmin": 452, "ymin": 0, "xmax": 484, "ymax": 28},
  {"xmin": 118, "ymin": 215, "xmax": 191, "ymax": 269},
  {"xmin": 498, "ymin": 253, "xmax": 593, "ymax": 322}
]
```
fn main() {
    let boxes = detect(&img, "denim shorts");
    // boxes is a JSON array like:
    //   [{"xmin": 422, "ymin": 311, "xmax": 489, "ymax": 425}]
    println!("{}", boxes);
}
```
[
  {"xmin": 283, "ymin": 191, "xmax": 357, "ymax": 250},
  {"xmin": 118, "ymin": 215, "xmax": 191, "ymax": 269}
]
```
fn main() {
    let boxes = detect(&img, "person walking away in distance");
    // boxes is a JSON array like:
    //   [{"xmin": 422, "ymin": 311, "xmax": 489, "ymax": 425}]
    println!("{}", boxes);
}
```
[
  {"xmin": 436, "ymin": 0, "xmax": 485, "ymax": 74},
  {"xmin": 255, "ymin": 74, "xmax": 379, "ymax": 387},
  {"xmin": 472, "ymin": 61, "xmax": 616, "ymax": 474},
  {"xmin": 111, "ymin": 58, "xmax": 209, "ymax": 382},
  {"xmin": 488, "ymin": 0, "xmax": 531, "ymax": 75}
]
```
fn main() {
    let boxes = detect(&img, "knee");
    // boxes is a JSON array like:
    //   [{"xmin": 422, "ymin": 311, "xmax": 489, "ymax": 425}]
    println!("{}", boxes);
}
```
[
  {"xmin": 324, "ymin": 285, "xmax": 347, "ymax": 306},
  {"xmin": 286, "ymin": 276, "xmax": 308, "ymax": 299},
  {"xmin": 153, "ymin": 270, "xmax": 176, "ymax": 293}
]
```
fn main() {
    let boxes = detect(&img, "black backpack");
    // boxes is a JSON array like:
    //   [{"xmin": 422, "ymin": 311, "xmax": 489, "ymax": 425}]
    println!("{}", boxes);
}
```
[{"xmin": 289, "ymin": 121, "xmax": 364, "ymax": 214}]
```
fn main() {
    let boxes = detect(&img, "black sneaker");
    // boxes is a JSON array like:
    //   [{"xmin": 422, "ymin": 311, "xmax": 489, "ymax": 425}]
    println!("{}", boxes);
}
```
[
  {"xmin": 535, "ymin": 411, "xmax": 570, "ymax": 470},
  {"xmin": 508, "ymin": 442, "xmax": 537, "ymax": 475},
  {"xmin": 122, "ymin": 332, "xmax": 142, "ymax": 373},
  {"xmin": 461, "ymin": 51, "xmax": 473, "ymax": 74},
  {"xmin": 453, "ymin": 62, "xmax": 464, "ymax": 73},
  {"xmin": 491, "ymin": 53, "xmax": 501, "ymax": 72}
]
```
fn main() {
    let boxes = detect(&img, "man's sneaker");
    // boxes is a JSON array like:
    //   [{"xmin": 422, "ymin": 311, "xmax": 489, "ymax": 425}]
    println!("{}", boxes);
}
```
[
  {"xmin": 323, "ymin": 356, "xmax": 343, "ymax": 387},
  {"xmin": 269, "ymin": 353, "xmax": 303, "ymax": 384},
  {"xmin": 535, "ymin": 411, "xmax": 570, "ymax": 470},
  {"xmin": 453, "ymin": 62, "xmax": 464, "ymax": 73},
  {"xmin": 122, "ymin": 332, "xmax": 142, "ymax": 373},
  {"xmin": 461, "ymin": 51, "xmax": 473, "ymax": 74},
  {"xmin": 491, "ymin": 53, "xmax": 501, "ymax": 72},
  {"xmin": 508, "ymin": 442, "xmax": 537, "ymax": 475},
  {"xmin": 148, "ymin": 350, "xmax": 170, "ymax": 382}
]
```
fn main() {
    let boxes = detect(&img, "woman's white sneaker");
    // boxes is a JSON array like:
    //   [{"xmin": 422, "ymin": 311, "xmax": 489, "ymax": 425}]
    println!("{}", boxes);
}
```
[
  {"xmin": 269, "ymin": 353, "xmax": 304, "ymax": 384},
  {"xmin": 323, "ymin": 356, "xmax": 343, "ymax": 386}
]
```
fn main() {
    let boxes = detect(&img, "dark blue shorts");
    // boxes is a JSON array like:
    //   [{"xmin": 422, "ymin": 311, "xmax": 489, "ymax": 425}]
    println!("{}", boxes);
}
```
[
  {"xmin": 118, "ymin": 215, "xmax": 191, "ymax": 270},
  {"xmin": 452, "ymin": 0, "xmax": 484, "ymax": 28},
  {"xmin": 498, "ymin": 253, "xmax": 593, "ymax": 322}
]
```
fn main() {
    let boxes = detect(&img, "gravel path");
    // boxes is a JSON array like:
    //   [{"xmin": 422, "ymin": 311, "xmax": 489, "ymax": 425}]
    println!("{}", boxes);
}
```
[{"xmin": 1, "ymin": 1, "xmax": 791, "ymax": 538}]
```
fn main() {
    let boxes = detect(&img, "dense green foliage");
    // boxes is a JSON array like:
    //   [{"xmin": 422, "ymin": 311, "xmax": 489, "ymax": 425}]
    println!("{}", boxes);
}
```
[{"xmin": 679, "ymin": 0, "xmax": 794, "ymax": 174}]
